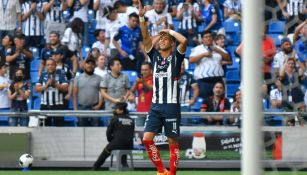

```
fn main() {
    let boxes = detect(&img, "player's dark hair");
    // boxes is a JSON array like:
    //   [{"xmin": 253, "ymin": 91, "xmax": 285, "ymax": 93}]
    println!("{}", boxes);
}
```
[{"xmin": 201, "ymin": 30, "xmax": 212, "ymax": 38}]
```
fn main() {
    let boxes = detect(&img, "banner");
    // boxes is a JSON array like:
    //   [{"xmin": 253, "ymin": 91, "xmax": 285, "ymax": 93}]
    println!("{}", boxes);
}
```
[{"xmin": 133, "ymin": 130, "xmax": 282, "ymax": 160}]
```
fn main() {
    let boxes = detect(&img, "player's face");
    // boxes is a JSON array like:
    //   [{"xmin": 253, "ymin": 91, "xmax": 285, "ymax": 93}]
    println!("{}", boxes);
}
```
[
  {"xmin": 159, "ymin": 36, "xmax": 173, "ymax": 51},
  {"xmin": 49, "ymin": 34, "xmax": 59, "ymax": 46},
  {"xmin": 129, "ymin": 17, "xmax": 139, "ymax": 29},
  {"xmin": 141, "ymin": 64, "xmax": 151, "ymax": 77},
  {"xmin": 213, "ymin": 83, "xmax": 224, "ymax": 97},
  {"xmin": 46, "ymin": 60, "xmax": 56, "ymax": 73}
]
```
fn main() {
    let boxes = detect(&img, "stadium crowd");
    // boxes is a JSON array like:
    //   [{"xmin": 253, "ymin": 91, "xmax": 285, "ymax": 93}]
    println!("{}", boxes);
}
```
[{"xmin": 0, "ymin": 0, "xmax": 306, "ymax": 127}]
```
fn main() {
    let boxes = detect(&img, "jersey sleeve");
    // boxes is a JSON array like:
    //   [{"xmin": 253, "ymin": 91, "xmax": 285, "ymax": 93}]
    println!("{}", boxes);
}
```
[
  {"xmin": 147, "ymin": 47, "xmax": 157, "ymax": 63},
  {"xmin": 113, "ymin": 28, "xmax": 122, "ymax": 41},
  {"xmin": 176, "ymin": 48, "xmax": 185, "ymax": 64}
]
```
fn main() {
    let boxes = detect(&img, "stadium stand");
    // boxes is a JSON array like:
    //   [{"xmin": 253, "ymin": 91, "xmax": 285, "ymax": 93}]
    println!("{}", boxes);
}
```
[{"xmin": 268, "ymin": 20, "xmax": 285, "ymax": 34}]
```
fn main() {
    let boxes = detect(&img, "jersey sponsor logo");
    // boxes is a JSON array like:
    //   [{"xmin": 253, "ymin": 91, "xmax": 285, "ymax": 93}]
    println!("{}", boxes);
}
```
[
  {"xmin": 149, "ymin": 145, "xmax": 161, "ymax": 161},
  {"xmin": 154, "ymin": 72, "xmax": 169, "ymax": 78},
  {"xmin": 119, "ymin": 118, "xmax": 133, "ymax": 125}
]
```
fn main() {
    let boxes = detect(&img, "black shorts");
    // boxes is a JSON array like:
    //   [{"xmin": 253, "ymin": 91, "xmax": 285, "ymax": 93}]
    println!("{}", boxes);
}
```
[{"xmin": 144, "ymin": 103, "xmax": 181, "ymax": 138}]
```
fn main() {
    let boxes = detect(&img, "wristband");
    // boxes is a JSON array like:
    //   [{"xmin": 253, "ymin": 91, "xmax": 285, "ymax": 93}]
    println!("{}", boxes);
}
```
[
  {"xmin": 169, "ymin": 30, "xmax": 175, "ymax": 36},
  {"xmin": 139, "ymin": 16, "xmax": 145, "ymax": 22}
]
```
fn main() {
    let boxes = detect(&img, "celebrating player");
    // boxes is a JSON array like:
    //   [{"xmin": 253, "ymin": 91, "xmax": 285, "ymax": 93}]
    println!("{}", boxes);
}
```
[{"xmin": 138, "ymin": 0, "xmax": 188, "ymax": 175}]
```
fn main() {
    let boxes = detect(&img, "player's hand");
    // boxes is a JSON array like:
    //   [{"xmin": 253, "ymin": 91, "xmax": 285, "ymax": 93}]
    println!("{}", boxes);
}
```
[
  {"xmin": 136, "ymin": 77, "xmax": 144, "ymax": 84},
  {"xmin": 188, "ymin": 99, "xmax": 196, "ymax": 106},
  {"xmin": 138, "ymin": 0, "xmax": 145, "ymax": 17}
]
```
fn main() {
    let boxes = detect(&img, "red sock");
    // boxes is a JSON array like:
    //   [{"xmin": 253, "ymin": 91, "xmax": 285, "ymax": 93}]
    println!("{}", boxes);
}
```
[
  {"xmin": 143, "ymin": 140, "xmax": 165, "ymax": 173},
  {"xmin": 169, "ymin": 144, "xmax": 180, "ymax": 175}
]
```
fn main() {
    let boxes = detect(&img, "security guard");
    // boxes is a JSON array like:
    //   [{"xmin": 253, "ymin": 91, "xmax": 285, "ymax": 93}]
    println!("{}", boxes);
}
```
[{"xmin": 93, "ymin": 102, "xmax": 135, "ymax": 170}]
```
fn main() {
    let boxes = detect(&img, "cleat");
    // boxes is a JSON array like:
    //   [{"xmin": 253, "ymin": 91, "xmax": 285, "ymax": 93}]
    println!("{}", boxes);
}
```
[{"xmin": 157, "ymin": 169, "xmax": 169, "ymax": 175}]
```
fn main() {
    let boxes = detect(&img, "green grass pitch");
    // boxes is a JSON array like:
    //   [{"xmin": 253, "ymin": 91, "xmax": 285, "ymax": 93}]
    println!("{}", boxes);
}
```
[{"xmin": 0, "ymin": 171, "xmax": 306, "ymax": 175}]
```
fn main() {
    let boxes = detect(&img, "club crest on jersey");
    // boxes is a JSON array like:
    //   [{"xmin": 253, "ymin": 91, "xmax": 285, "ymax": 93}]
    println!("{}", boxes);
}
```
[{"xmin": 154, "ymin": 72, "xmax": 169, "ymax": 78}]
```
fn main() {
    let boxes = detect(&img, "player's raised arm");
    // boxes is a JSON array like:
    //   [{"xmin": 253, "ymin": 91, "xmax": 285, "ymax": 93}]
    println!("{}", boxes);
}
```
[
  {"xmin": 159, "ymin": 29, "xmax": 188, "ymax": 54},
  {"xmin": 138, "ymin": 0, "xmax": 153, "ymax": 53}
]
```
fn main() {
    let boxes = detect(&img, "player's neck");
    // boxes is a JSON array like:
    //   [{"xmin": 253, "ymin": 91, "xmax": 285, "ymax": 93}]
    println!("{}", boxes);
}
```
[{"xmin": 160, "ymin": 50, "xmax": 172, "ymax": 59}]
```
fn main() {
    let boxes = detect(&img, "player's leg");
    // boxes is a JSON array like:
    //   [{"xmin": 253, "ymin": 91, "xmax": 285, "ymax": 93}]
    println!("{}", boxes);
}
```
[
  {"xmin": 143, "ymin": 105, "xmax": 168, "ymax": 174},
  {"xmin": 163, "ymin": 104, "xmax": 181, "ymax": 175}
]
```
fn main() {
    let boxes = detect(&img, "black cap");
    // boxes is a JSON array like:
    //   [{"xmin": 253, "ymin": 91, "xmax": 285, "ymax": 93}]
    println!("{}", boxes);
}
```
[
  {"xmin": 281, "ymin": 37, "xmax": 291, "ymax": 45},
  {"xmin": 53, "ymin": 48, "xmax": 64, "ymax": 55},
  {"xmin": 113, "ymin": 102, "xmax": 128, "ymax": 110},
  {"xmin": 85, "ymin": 57, "xmax": 96, "ymax": 64},
  {"xmin": 14, "ymin": 32, "xmax": 26, "ymax": 39}
]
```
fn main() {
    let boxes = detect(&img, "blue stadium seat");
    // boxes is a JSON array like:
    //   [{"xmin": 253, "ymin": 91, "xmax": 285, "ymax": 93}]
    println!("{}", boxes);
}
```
[
  {"xmin": 89, "ymin": 33, "xmax": 96, "ymax": 46},
  {"xmin": 81, "ymin": 46, "xmax": 91, "ymax": 58},
  {"xmin": 190, "ymin": 97, "xmax": 203, "ymax": 112},
  {"xmin": 31, "ymin": 85, "xmax": 41, "ymax": 98},
  {"xmin": 226, "ymin": 83, "xmax": 240, "ymax": 98},
  {"xmin": 0, "ymin": 109, "xmax": 10, "ymax": 126},
  {"xmin": 226, "ymin": 70, "xmax": 240, "ymax": 83},
  {"xmin": 64, "ymin": 116, "xmax": 78, "ymax": 127},
  {"xmin": 89, "ymin": 19, "xmax": 97, "ymax": 33},
  {"xmin": 122, "ymin": 70, "xmax": 138, "ymax": 86},
  {"xmin": 268, "ymin": 20, "xmax": 285, "ymax": 34},
  {"xmin": 188, "ymin": 63, "xmax": 196, "ymax": 70},
  {"xmin": 88, "ymin": 10, "xmax": 95, "ymax": 22},
  {"xmin": 223, "ymin": 21, "xmax": 241, "ymax": 34},
  {"xmin": 29, "ymin": 47, "xmax": 39, "ymax": 59},
  {"xmin": 100, "ymin": 116, "xmax": 111, "ymax": 126},
  {"xmin": 186, "ymin": 46, "xmax": 193, "ymax": 58},
  {"xmin": 33, "ymin": 97, "xmax": 41, "ymax": 110},
  {"xmin": 268, "ymin": 33, "xmax": 283, "ymax": 47},
  {"xmin": 31, "ymin": 60, "xmax": 41, "ymax": 71},
  {"xmin": 226, "ymin": 57, "xmax": 240, "ymax": 70},
  {"xmin": 30, "ymin": 71, "xmax": 39, "ymax": 84},
  {"xmin": 172, "ymin": 19, "xmax": 180, "ymax": 32},
  {"xmin": 198, "ymin": 23, "xmax": 205, "ymax": 33}
]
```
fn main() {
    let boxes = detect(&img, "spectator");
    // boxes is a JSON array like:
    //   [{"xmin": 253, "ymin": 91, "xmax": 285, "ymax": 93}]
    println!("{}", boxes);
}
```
[
  {"xmin": 236, "ymin": 29, "xmax": 276, "ymax": 91},
  {"xmin": 73, "ymin": 57, "xmax": 103, "ymax": 126},
  {"xmin": 67, "ymin": 0, "xmax": 90, "ymax": 47},
  {"xmin": 279, "ymin": 58, "xmax": 305, "ymax": 126},
  {"xmin": 145, "ymin": 0, "xmax": 173, "ymax": 36},
  {"xmin": 6, "ymin": 33, "xmax": 33, "ymax": 81},
  {"xmin": 52, "ymin": 48, "xmax": 74, "ymax": 102},
  {"xmin": 270, "ymin": 78, "xmax": 283, "ymax": 109},
  {"xmin": 201, "ymin": 0, "xmax": 224, "ymax": 34},
  {"xmin": 201, "ymin": 81, "xmax": 231, "ymax": 125},
  {"xmin": 92, "ymin": 29, "xmax": 106, "ymax": 54},
  {"xmin": 0, "ymin": 0, "xmax": 22, "ymax": 42},
  {"xmin": 179, "ymin": 62, "xmax": 199, "ymax": 112},
  {"xmin": 0, "ymin": 34, "xmax": 14, "ymax": 64},
  {"xmin": 39, "ymin": 31, "xmax": 78, "ymax": 78},
  {"xmin": 130, "ymin": 62, "xmax": 153, "ymax": 126},
  {"xmin": 273, "ymin": 37, "xmax": 300, "ymax": 77},
  {"xmin": 103, "ymin": 6, "xmax": 125, "ymax": 59},
  {"xmin": 42, "ymin": 0, "xmax": 68, "ymax": 43},
  {"xmin": 214, "ymin": 33, "xmax": 233, "ymax": 78},
  {"xmin": 93, "ymin": 0, "xmax": 116, "ymax": 30},
  {"xmin": 113, "ymin": 12, "xmax": 145, "ymax": 70},
  {"xmin": 61, "ymin": 17, "xmax": 83, "ymax": 63},
  {"xmin": 0, "ymin": 63, "xmax": 10, "ymax": 111},
  {"xmin": 35, "ymin": 59, "xmax": 69, "ymax": 126},
  {"xmin": 223, "ymin": 0, "xmax": 242, "ymax": 22},
  {"xmin": 8, "ymin": 68, "xmax": 30, "ymax": 126},
  {"xmin": 293, "ymin": 20, "xmax": 307, "ymax": 64},
  {"xmin": 101, "ymin": 58, "xmax": 130, "ymax": 110},
  {"xmin": 114, "ymin": 0, "xmax": 139, "ymax": 25},
  {"xmin": 276, "ymin": 0, "xmax": 306, "ymax": 34},
  {"xmin": 94, "ymin": 55, "xmax": 107, "ymax": 78},
  {"xmin": 189, "ymin": 31, "xmax": 230, "ymax": 99},
  {"xmin": 230, "ymin": 89, "xmax": 241, "ymax": 126},
  {"xmin": 176, "ymin": 0, "xmax": 202, "ymax": 46},
  {"xmin": 179, "ymin": 62, "xmax": 199, "ymax": 125},
  {"xmin": 21, "ymin": 0, "xmax": 45, "ymax": 49},
  {"xmin": 93, "ymin": 102, "xmax": 134, "ymax": 170}
]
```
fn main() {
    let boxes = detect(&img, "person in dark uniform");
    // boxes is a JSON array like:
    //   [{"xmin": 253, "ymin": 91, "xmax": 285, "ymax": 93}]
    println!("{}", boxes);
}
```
[{"xmin": 93, "ymin": 102, "xmax": 135, "ymax": 170}]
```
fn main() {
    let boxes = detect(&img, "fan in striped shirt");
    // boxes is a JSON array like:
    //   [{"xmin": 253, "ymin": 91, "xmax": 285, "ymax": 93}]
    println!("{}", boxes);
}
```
[{"xmin": 138, "ymin": 0, "xmax": 188, "ymax": 175}]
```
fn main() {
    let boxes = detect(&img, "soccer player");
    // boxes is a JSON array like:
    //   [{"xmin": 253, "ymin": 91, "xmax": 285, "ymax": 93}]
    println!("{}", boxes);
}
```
[{"xmin": 138, "ymin": 1, "xmax": 188, "ymax": 175}]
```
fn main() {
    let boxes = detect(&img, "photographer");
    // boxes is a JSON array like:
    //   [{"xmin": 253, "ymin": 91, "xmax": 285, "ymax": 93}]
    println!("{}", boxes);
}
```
[
  {"xmin": 8, "ymin": 68, "xmax": 31, "ymax": 126},
  {"xmin": 35, "ymin": 59, "xmax": 68, "ymax": 126},
  {"xmin": 93, "ymin": 102, "xmax": 135, "ymax": 170}
]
